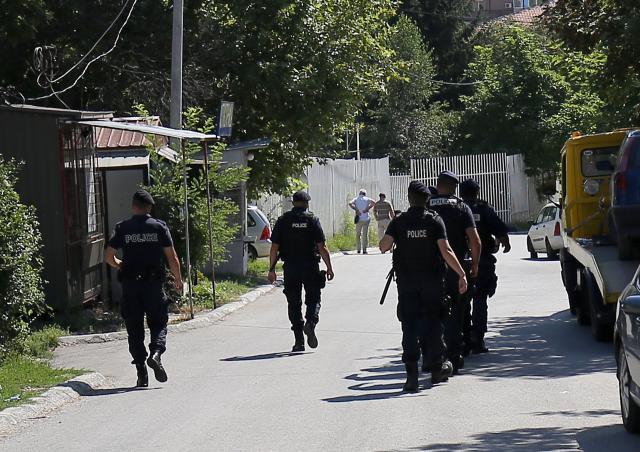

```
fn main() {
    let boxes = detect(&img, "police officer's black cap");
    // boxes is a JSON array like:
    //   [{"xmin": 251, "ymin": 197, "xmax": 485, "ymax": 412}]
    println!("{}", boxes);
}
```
[
  {"xmin": 460, "ymin": 179, "xmax": 480, "ymax": 192},
  {"xmin": 438, "ymin": 170, "xmax": 459, "ymax": 184},
  {"xmin": 292, "ymin": 190, "xmax": 311, "ymax": 202},
  {"xmin": 408, "ymin": 180, "xmax": 430, "ymax": 196},
  {"xmin": 133, "ymin": 189, "xmax": 155, "ymax": 206}
]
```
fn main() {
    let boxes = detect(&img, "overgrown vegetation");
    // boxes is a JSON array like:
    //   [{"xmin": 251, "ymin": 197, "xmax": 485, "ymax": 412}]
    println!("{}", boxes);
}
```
[{"xmin": 0, "ymin": 158, "xmax": 46, "ymax": 360}]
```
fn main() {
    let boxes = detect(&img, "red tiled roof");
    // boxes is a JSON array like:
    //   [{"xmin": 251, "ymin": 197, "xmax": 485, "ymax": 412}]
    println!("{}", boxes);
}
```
[
  {"xmin": 497, "ymin": 6, "xmax": 545, "ymax": 25},
  {"xmin": 95, "ymin": 117, "xmax": 167, "ymax": 150}
]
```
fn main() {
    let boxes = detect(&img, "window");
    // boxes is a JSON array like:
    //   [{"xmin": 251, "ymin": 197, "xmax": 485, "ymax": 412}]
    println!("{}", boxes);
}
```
[
  {"xmin": 535, "ymin": 209, "xmax": 545, "ymax": 224},
  {"xmin": 581, "ymin": 147, "xmax": 619, "ymax": 177},
  {"xmin": 629, "ymin": 139, "xmax": 640, "ymax": 169},
  {"xmin": 247, "ymin": 211, "xmax": 257, "ymax": 227},
  {"xmin": 543, "ymin": 207, "xmax": 557, "ymax": 223}
]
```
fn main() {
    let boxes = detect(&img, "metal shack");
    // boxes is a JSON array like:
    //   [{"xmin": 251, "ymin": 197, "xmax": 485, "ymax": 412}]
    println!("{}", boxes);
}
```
[{"xmin": 0, "ymin": 104, "xmax": 112, "ymax": 312}]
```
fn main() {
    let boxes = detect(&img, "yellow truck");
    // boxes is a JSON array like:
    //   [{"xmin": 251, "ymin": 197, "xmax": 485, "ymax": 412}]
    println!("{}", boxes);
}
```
[{"xmin": 559, "ymin": 130, "xmax": 640, "ymax": 341}]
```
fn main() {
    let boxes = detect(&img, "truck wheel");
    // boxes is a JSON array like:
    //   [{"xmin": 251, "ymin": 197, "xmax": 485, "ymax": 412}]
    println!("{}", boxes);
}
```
[
  {"xmin": 585, "ymin": 269, "xmax": 613, "ymax": 341},
  {"xmin": 619, "ymin": 345, "xmax": 640, "ymax": 433},
  {"xmin": 560, "ymin": 250, "xmax": 578, "ymax": 316},
  {"xmin": 576, "ymin": 270, "xmax": 591, "ymax": 326},
  {"xmin": 618, "ymin": 236, "xmax": 634, "ymax": 261},
  {"xmin": 527, "ymin": 237, "xmax": 538, "ymax": 259},
  {"xmin": 545, "ymin": 239, "xmax": 559, "ymax": 260}
]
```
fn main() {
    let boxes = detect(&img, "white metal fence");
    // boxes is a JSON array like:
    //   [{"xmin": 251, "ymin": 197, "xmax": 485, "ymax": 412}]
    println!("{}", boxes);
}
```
[
  {"xmin": 389, "ymin": 153, "xmax": 544, "ymax": 224},
  {"xmin": 255, "ymin": 157, "xmax": 392, "ymax": 237}
]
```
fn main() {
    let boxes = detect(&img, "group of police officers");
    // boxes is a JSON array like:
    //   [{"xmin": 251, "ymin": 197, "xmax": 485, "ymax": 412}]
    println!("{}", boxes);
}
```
[
  {"xmin": 268, "ymin": 170, "xmax": 511, "ymax": 393},
  {"xmin": 107, "ymin": 170, "xmax": 509, "ymax": 392}
]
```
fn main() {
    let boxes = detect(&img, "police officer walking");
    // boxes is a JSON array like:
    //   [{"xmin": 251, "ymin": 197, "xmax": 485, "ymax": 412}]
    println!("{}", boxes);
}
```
[
  {"xmin": 380, "ymin": 181, "xmax": 468, "ymax": 392},
  {"xmin": 268, "ymin": 191, "xmax": 335, "ymax": 352},
  {"xmin": 105, "ymin": 189, "xmax": 183, "ymax": 387},
  {"xmin": 425, "ymin": 171, "xmax": 481, "ymax": 373},
  {"xmin": 459, "ymin": 179, "xmax": 511, "ymax": 353}
]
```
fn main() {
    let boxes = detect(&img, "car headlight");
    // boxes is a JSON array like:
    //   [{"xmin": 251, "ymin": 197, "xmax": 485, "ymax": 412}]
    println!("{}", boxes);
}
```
[{"xmin": 583, "ymin": 178, "xmax": 600, "ymax": 196}]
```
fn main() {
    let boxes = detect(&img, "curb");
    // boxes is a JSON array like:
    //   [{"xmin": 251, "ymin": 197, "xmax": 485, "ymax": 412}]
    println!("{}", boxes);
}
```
[
  {"xmin": 57, "ymin": 252, "xmax": 353, "ymax": 347},
  {"xmin": 0, "ymin": 372, "xmax": 110, "ymax": 438},
  {"xmin": 58, "ymin": 284, "xmax": 277, "ymax": 347}
]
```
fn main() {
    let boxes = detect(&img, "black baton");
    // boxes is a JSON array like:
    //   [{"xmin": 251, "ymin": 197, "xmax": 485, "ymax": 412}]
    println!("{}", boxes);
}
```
[{"xmin": 379, "ymin": 268, "xmax": 394, "ymax": 305}]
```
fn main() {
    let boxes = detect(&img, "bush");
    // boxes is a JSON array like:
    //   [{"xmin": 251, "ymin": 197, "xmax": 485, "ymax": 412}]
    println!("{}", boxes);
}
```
[
  {"xmin": 0, "ymin": 158, "xmax": 46, "ymax": 360},
  {"xmin": 20, "ymin": 326, "xmax": 66, "ymax": 359}
]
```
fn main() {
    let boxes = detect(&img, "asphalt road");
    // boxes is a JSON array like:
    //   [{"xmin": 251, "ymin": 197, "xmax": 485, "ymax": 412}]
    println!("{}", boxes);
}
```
[{"xmin": 2, "ymin": 235, "xmax": 637, "ymax": 451}]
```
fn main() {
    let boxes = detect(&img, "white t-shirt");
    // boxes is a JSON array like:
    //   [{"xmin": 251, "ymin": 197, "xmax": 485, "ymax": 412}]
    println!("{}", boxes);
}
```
[{"xmin": 352, "ymin": 195, "xmax": 373, "ymax": 222}]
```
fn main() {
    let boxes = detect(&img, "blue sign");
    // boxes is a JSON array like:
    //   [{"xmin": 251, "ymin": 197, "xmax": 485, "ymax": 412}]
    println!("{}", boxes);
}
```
[{"xmin": 218, "ymin": 101, "xmax": 234, "ymax": 137}]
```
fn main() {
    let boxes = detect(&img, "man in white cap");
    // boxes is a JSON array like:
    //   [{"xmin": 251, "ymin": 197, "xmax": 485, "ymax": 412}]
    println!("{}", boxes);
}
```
[{"xmin": 349, "ymin": 189, "xmax": 375, "ymax": 254}]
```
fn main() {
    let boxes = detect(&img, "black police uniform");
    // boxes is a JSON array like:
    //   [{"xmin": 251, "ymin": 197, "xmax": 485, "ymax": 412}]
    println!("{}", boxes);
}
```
[
  {"xmin": 271, "ymin": 207, "xmax": 326, "ymax": 335},
  {"xmin": 426, "ymin": 193, "xmax": 475, "ymax": 364},
  {"xmin": 109, "ymin": 214, "xmax": 173, "ymax": 365},
  {"xmin": 386, "ymin": 207, "xmax": 449, "ymax": 373},
  {"xmin": 463, "ymin": 197, "xmax": 508, "ymax": 345}
]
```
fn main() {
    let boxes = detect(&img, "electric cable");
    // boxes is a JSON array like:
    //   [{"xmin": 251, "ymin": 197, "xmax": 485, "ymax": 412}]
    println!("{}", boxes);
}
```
[{"xmin": 28, "ymin": 0, "xmax": 138, "ymax": 102}]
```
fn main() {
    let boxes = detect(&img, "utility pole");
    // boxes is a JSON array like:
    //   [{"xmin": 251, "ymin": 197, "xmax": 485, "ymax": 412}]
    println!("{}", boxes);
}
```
[
  {"xmin": 171, "ymin": 0, "xmax": 193, "ymax": 317},
  {"xmin": 170, "ymin": 0, "xmax": 183, "ymax": 130}
]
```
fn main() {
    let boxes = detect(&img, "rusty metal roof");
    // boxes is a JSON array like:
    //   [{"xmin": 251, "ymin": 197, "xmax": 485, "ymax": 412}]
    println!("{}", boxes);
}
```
[
  {"xmin": 78, "ymin": 119, "xmax": 218, "ymax": 142},
  {"xmin": 94, "ymin": 117, "xmax": 167, "ymax": 150}
]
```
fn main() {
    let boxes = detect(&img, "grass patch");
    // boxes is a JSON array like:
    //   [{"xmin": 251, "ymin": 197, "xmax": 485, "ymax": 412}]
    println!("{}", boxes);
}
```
[
  {"xmin": 326, "ymin": 215, "xmax": 378, "ymax": 252},
  {"xmin": 248, "ymin": 257, "xmax": 283, "ymax": 276},
  {"xmin": 0, "ymin": 354, "xmax": 83, "ymax": 411},
  {"xmin": 21, "ymin": 325, "xmax": 67, "ymax": 359}
]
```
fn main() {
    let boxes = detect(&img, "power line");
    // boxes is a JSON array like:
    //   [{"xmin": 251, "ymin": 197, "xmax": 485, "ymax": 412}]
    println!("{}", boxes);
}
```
[
  {"xmin": 49, "ymin": 0, "xmax": 134, "ymax": 85},
  {"xmin": 429, "ymin": 79, "xmax": 488, "ymax": 86},
  {"xmin": 28, "ymin": 0, "xmax": 138, "ymax": 102}
]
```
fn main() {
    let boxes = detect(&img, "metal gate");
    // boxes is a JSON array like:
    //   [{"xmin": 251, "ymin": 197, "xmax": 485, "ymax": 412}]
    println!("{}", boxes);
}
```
[{"xmin": 391, "ymin": 153, "xmax": 512, "ymax": 222}]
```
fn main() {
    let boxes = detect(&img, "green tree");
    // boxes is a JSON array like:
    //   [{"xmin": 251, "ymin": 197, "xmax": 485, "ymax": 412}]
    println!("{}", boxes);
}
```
[
  {"xmin": 545, "ymin": 0, "xmax": 640, "ymax": 122},
  {"xmin": 0, "ymin": 159, "xmax": 46, "ymax": 359},
  {"xmin": 457, "ymin": 23, "xmax": 610, "ymax": 175},
  {"xmin": 361, "ymin": 16, "xmax": 460, "ymax": 171},
  {"xmin": 138, "ymin": 106, "xmax": 249, "ymax": 273}
]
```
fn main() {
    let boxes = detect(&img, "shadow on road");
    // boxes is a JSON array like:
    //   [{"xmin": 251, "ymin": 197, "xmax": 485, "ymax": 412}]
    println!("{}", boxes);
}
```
[
  {"xmin": 471, "ymin": 310, "xmax": 615, "ymax": 380},
  {"xmin": 61, "ymin": 381, "xmax": 161, "ymax": 397},
  {"xmin": 220, "ymin": 351, "xmax": 309, "ymax": 362},
  {"xmin": 384, "ymin": 422, "xmax": 636, "ymax": 451},
  {"xmin": 325, "ymin": 309, "xmax": 616, "ymax": 403}
]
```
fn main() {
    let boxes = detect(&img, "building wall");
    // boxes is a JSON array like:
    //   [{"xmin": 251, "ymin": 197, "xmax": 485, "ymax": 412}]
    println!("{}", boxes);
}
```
[{"xmin": 0, "ymin": 109, "xmax": 67, "ymax": 310}]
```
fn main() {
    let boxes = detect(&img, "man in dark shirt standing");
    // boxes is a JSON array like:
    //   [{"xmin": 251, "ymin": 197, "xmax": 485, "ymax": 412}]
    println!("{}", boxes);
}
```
[
  {"xmin": 268, "ymin": 191, "xmax": 335, "ymax": 352},
  {"xmin": 427, "ymin": 171, "xmax": 481, "ymax": 373},
  {"xmin": 380, "ymin": 181, "xmax": 468, "ymax": 392},
  {"xmin": 460, "ymin": 179, "xmax": 511, "ymax": 353},
  {"xmin": 105, "ymin": 189, "xmax": 183, "ymax": 387}
]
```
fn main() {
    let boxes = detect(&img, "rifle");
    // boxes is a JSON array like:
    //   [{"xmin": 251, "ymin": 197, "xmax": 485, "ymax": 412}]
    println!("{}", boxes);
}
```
[{"xmin": 379, "ymin": 268, "xmax": 395, "ymax": 305}]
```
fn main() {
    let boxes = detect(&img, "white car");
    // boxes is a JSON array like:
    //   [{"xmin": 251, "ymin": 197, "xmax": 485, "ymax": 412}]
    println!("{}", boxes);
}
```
[
  {"xmin": 247, "ymin": 206, "xmax": 272, "ymax": 259},
  {"xmin": 527, "ymin": 203, "xmax": 564, "ymax": 259}
]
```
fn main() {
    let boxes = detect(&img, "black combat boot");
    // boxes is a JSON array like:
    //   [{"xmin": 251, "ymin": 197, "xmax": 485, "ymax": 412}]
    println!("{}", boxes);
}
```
[
  {"xmin": 303, "ymin": 321, "xmax": 318, "ymax": 349},
  {"xmin": 403, "ymin": 362, "xmax": 419, "ymax": 393},
  {"xmin": 147, "ymin": 351, "xmax": 168, "ymax": 383},
  {"xmin": 292, "ymin": 329, "xmax": 305, "ymax": 352},
  {"xmin": 472, "ymin": 332, "xmax": 489, "ymax": 354},
  {"xmin": 431, "ymin": 360, "xmax": 453, "ymax": 384},
  {"xmin": 451, "ymin": 354, "xmax": 464, "ymax": 375},
  {"xmin": 135, "ymin": 362, "xmax": 148, "ymax": 388}
]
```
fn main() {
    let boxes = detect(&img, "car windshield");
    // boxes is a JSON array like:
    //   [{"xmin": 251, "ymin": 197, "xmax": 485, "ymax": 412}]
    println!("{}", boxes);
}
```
[
  {"xmin": 581, "ymin": 147, "xmax": 619, "ymax": 177},
  {"xmin": 630, "ymin": 139, "xmax": 640, "ymax": 169}
]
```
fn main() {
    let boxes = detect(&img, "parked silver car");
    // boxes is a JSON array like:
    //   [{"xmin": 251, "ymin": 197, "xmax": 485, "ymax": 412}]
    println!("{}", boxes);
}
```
[{"xmin": 247, "ymin": 206, "xmax": 272, "ymax": 259}]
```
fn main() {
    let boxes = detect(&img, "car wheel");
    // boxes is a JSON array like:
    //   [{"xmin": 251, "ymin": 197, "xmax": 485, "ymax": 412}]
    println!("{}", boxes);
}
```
[
  {"xmin": 619, "ymin": 344, "xmax": 640, "ymax": 433},
  {"xmin": 248, "ymin": 245, "xmax": 258, "ymax": 261},
  {"xmin": 527, "ymin": 237, "xmax": 538, "ymax": 259},
  {"xmin": 545, "ymin": 239, "xmax": 559, "ymax": 260}
]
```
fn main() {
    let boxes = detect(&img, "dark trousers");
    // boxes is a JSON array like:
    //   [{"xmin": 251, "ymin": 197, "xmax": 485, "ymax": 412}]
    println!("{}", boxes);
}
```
[
  {"xmin": 472, "ymin": 255, "xmax": 498, "ymax": 336},
  {"xmin": 397, "ymin": 276, "xmax": 446, "ymax": 366},
  {"xmin": 443, "ymin": 267, "xmax": 473, "ymax": 360},
  {"xmin": 283, "ymin": 260, "xmax": 322, "ymax": 331},
  {"xmin": 121, "ymin": 279, "xmax": 168, "ymax": 364}
]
